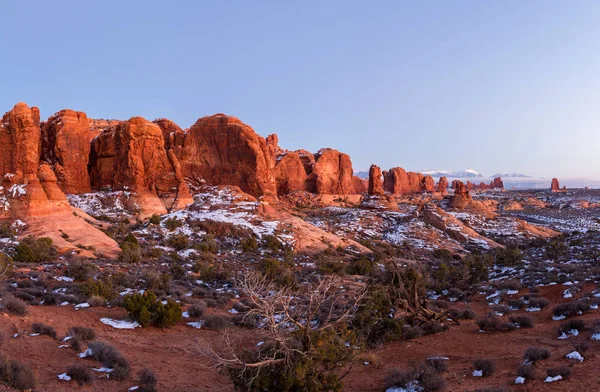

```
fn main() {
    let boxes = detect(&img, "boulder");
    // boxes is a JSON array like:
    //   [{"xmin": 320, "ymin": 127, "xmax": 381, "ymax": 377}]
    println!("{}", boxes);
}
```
[{"xmin": 436, "ymin": 176, "xmax": 449, "ymax": 195}]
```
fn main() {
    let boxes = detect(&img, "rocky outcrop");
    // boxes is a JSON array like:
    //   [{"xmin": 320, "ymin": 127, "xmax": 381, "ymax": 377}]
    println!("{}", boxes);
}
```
[
  {"xmin": 153, "ymin": 118, "xmax": 185, "ymax": 153},
  {"xmin": 312, "ymin": 149, "xmax": 354, "ymax": 194},
  {"xmin": 274, "ymin": 152, "xmax": 308, "ymax": 195},
  {"xmin": 421, "ymin": 175, "xmax": 435, "ymax": 192},
  {"xmin": 383, "ymin": 167, "xmax": 423, "ymax": 195},
  {"xmin": 491, "ymin": 177, "xmax": 504, "ymax": 189},
  {"xmin": 266, "ymin": 134, "xmax": 283, "ymax": 155},
  {"xmin": 550, "ymin": 178, "xmax": 566, "ymax": 192},
  {"xmin": 450, "ymin": 180, "xmax": 472, "ymax": 209},
  {"xmin": 41, "ymin": 110, "xmax": 92, "ymax": 194},
  {"xmin": 352, "ymin": 176, "xmax": 368, "ymax": 194},
  {"xmin": 89, "ymin": 117, "xmax": 190, "ymax": 214},
  {"xmin": 176, "ymin": 114, "xmax": 277, "ymax": 200},
  {"xmin": 368, "ymin": 164, "xmax": 384, "ymax": 195},
  {"xmin": 436, "ymin": 176, "xmax": 449, "ymax": 195},
  {"xmin": 0, "ymin": 103, "xmax": 41, "ymax": 183}
]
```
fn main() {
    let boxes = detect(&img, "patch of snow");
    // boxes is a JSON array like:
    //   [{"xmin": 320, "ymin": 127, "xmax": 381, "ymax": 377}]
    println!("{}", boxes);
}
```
[
  {"xmin": 552, "ymin": 315, "xmax": 566, "ymax": 321},
  {"xmin": 100, "ymin": 318, "xmax": 140, "ymax": 329},
  {"xmin": 472, "ymin": 370, "xmax": 483, "ymax": 377},
  {"xmin": 78, "ymin": 348, "xmax": 93, "ymax": 358},
  {"xmin": 515, "ymin": 376, "xmax": 525, "ymax": 384},
  {"xmin": 566, "ymin": 351, "xmax": 584, "ymax": 362},
  {"xmin": 57, "ymin": 373, "xmax": 71, "ymax": 381},
  {"xmin": 544, "ymin": 375, "xmax": 562, "ymax": 383},
  {"xmin": 93, "ymin": 367, "xmax": 113, "ymax": 373},
  {"xmin": 55, "ymin": 276, "xmax": 74, "ymax": 283},
  {"xmin": 187, "ymin": 321, "xmax": 204, "ymax": 329}
]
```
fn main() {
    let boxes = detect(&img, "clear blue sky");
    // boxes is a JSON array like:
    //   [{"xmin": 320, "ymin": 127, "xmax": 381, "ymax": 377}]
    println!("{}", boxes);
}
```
[{"xmin": 2, "ymin": 1, "xmax": 600, "ymax": 179}]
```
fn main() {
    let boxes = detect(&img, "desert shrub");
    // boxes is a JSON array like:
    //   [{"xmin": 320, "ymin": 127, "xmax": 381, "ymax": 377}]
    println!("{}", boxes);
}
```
[
  {"xmin": 507, "ymin": 299, "xmax": 525, "ymax": 310},
  {"xmin": 553, "ymin": 301, "xmax": 589, "ymax": 318},
  {"xmin": 149, "ymin": 214, "xmax": 161, "ymax": 225},
  {"xmin": 546, "ymin": 366, "xmax": 570, "ymax": 379},
  {"xmin": 0, "ymin": 223, "xmax": 16, "ymax": 238},
  {"xmin": 167, "ymin": 233, "xmax": 189, "ymax": 250},
  {"xmin": 88, "ymin": 295, "xmax": 105, "ymax": 307},
  {"xmin": 494, "ymin": 279, "xmax": 522, "ymax": 291},
  {"xmin": 13, "ymin": 236, "xmax": 56, "ymax": 263},
  {"xmin": 187, "ymin": 302, "xmax": 206, "ymax": 318},
  {"xmin": 164, "ymin": 217, "xmax": 183, "ymax": 231},
  {"xmin": 464, "ymin": 253, "xmax": 492, "ymax": 284},
  {"xmin": 491, "ymin": 304, "xmax": 512, "ymax": 315},
  {"xmin": 170, "ymin": 264, "xmax": 186, "ymax": 280},
  {"xmin": 66, "ymin": 364, "xmax": 93, "ymax": 386},
  {"xmin": 68, "ymin": 326, "xmax": 96, "ymax": 341},
  {"xmin": 385, "ymin": 360, "xmax": 446, "ymax": 392},
  {"xmin": 0, "ymin": 355, "xmax": 36, "ymax": 390},
  {"xmin": 123, "ymin": 291, "xmax": 182, "ymax": 327},
  {"xmin": 2, "ymin": 295, "xmax": 27, "ymax": 316},
  {"xmin": 546, "ymin": 240, "xmax": 568, "ymax": 260},
  {"xmin": 352, "ymin": 285, "xmax": 404, "ymax": 347},
  {"xmin": 346, "ymin": 257, "xmax": 375, "ymax": 276},
  {"xmin": 516, "ymin": 364, "xmax": 535, "ymax": 378},
  {"xmin": 528, "ymin": 297, "xmax": 549, "ymax": 309},
  {"xmin": 523, "ymin": 347, "xmax": 550, "ymax": 363},
  {"xmin": 118, "ymin": 242, "xmax": 142, "ymax": 263},
  {"xmin": 262, "ymin": 235, "xmax": 281, "ymax": 251},
  {"xmin": 476, "ymin": 314, "xmax": 515, "ymax": 332},
  {"xmin": 472, "ymin": 359, "xmax": 495, "ymax": 376},
  {"xmin": 425, "ymin": 357, "xmax": 448, "ymax": 373},
  {"xmin": 138, "ymin": 368, "xmax": 158, "ymax": 392},
  {"xmin": 82, "ymin": 278, "xmax": 117, "ymax": 301},
  {"xmin": 461, "ymin": 308, "xmax": 476, "ymax": 319},
  {"xmin": 197, "ymin": 235, "xmax": 219, "ymax": 253},
  {"xmin": 86, "ymin": 341, "xmax": 130, "ymax": 379},
  {"xmin": 509, "ymin": 315, "xmax": 534, "ymax": 328},
  {"xmin": 385, "ymin": 368, "xmax": 416, "ymax": 390},
  {"xmin": 572, "ymin": 340, "xmax": 589, "ymax": 353},
  {"xmin": 432, "ymin": 248, "xmax": 453, "ymax": 260},
  {"xmin": 403, "ymin": 325, "xmax": 425, "ymax": 339},
  {"xmin": 68, "ymin": 326, "xmax": 96, "ymax": 351},
  {"xmin": 493, "ymin": 245, "xmax": 523, "ymax": 266},
  {"xmin": 559, "ymin": 319, "xmax": 586, "ymax": 333},
  {"xmin": 316, "ymin": 258, "xmax": 346, "ymax": 276},
  {"xmin": 194, "ymin": 262, "xmax": 231, "ymax": 282},
  {"xmin": 203, "ymin": 314, "xmax": 233, "ymax": 330},
  {"xmin": 66, "ymin": 261, "xmax": 96, "ymax": 281},
  {"xmin": 31, "ymin": 323, "xmax": 57, "ymax": 339},
  {"xmin": 241, "ymin": 237, "xmax": 258, "ymax": 252}
]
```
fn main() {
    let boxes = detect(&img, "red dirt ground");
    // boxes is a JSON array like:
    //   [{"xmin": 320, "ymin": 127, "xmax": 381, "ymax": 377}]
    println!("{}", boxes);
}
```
[{"xmin": 0, "ymin": 283, "xmax": 598, "ymax": 391}]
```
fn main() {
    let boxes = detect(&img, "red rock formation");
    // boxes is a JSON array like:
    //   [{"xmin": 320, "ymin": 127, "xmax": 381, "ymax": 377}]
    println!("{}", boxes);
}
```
[
  {"xmin": 352, "ymin": 176, "xmax": 368, "ymax": 194},
  {"xmin": 0, "ymin": 102, "xmax": 41, "ymax": 183},
  {"xmin": 266, "ymin": 134, "xmax": 283, "ymax": 155},
  {"xmin": 41, "ymin": 110, "xmax": 92, "ymax": 194},
  {"xmin": 491, "ymin": 177, "xmax": 504, "ymax": 189},
  {"xmin": 383, "ymin": 167, "xmax": 423, "ymax": 195},
  {"xmin": 436, "ymin": 176, "xmax": 449, "ymax": 195},
  {"xmin": 177, "ymin": 114, "xmax": 277, "ymax": 199},
  {"xmin": 551, "ymin": 178, "xmax": 561, "ymax": 192},
  {"xmin": 274, "ymin": 152, "xmax": 308, "ymax": 195},
  {"xmin": 153, "ymin": 118, "xmax": 185, "ymax": 152},
  {"xmin": 312, "ymin": 148, "xmax": 354, "ymax": 194},
  {"xmin": 368, "ymin": 164, "xmax": 384, "ymax": 195},
  {"xmin": 89, "ymin": 117, "xmax": 191, "ymax": 214},
  {"xmin": 450, "ymin": 180, "xmax": 472, "ymax": 209},
  {"xmin": 421, "ymin": 175, "xmax": 435, "ymax": 192}
]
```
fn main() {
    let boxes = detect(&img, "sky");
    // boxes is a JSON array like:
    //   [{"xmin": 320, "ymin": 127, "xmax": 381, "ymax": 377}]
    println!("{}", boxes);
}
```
[{"xmin": 1, "ymin": 1, "xmax": 600, "ymax": 179}]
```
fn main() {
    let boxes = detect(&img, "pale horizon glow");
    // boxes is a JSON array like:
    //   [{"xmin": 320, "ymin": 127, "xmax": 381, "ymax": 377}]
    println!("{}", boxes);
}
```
[{"xmin": 1, "ymin": 1, "xmax": 599, "ymax": 180}]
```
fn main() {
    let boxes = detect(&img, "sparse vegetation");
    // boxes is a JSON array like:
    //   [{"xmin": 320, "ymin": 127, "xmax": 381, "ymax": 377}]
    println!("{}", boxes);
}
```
[{"xmin": 124, "ymin": 291, "xmax": 182, "ymax": 327}]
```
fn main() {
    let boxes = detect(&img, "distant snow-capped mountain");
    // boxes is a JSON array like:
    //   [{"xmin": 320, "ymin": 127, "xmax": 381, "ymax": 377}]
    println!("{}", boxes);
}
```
[
  {"xmin": 420, "ymin": 169, "xmax": 482, "ymax": 178},
  {"xmin": 491, "ymin": 172, "xmax": 531, "ymax": 178}
]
